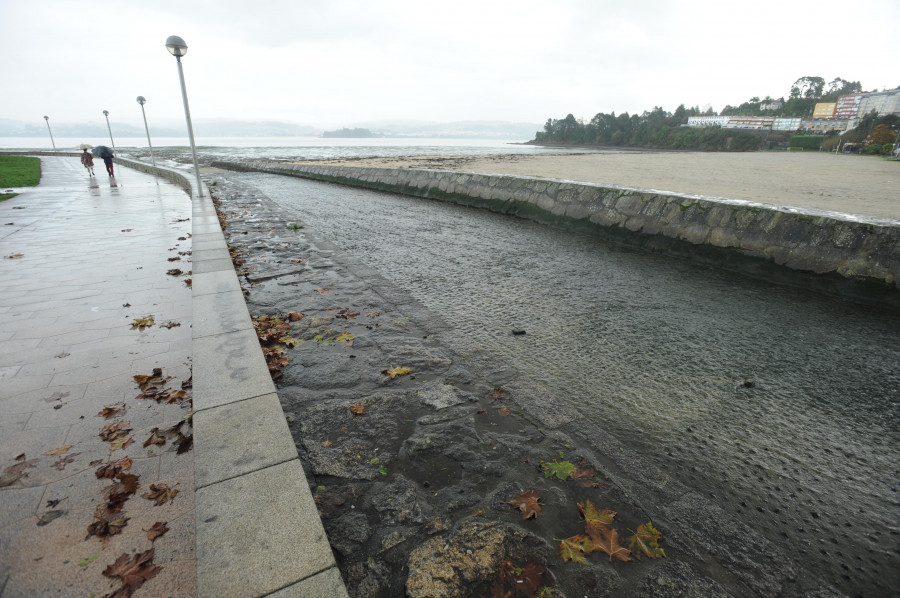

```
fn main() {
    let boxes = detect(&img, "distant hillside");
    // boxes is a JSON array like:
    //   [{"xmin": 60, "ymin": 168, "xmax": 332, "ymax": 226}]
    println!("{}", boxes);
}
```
[
  {"xmin": 349, "ymin": 120, "xmax": 542, "ymax": 140},
  {"xmin": 322, "ymin": 128, "xmax": 381, "ymax": 138}
]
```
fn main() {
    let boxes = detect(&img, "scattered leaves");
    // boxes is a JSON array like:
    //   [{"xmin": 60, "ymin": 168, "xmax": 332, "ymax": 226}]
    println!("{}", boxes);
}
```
[
  {"xmin": 102, "ymin": 549, "xmax": 162, "ymax": 597},
  {"xmin": 579, "ymin": 500, "xmax": 616, "ymax": 530},
  {"xmin": 508, "ymin": 490, "xmax": 543, "ymax": 520}
]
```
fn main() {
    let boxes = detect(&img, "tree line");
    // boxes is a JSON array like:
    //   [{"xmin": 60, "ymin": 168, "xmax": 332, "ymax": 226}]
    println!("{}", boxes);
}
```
[{"xmin": 532, "ymin": 76, "xmax": 898, "ymax": 152}]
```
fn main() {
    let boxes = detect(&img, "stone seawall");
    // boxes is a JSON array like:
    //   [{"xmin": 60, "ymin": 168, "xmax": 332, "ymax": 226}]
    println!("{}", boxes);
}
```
[{"xmin": 216, "ymin": 160, "xmax": 900, "ymax": 309}]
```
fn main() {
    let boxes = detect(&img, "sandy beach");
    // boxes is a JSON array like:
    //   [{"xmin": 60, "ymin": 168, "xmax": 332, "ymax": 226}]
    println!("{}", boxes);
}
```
[{"xmin": 300, "ymin": 151, "xmax": 900, "ymax": 220}]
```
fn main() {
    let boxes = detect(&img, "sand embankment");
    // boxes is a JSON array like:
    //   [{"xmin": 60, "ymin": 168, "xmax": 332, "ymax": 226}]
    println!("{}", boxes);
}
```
[{"xmin": 298, "ymin": 151, "xmax": 900, "ymax": 220}]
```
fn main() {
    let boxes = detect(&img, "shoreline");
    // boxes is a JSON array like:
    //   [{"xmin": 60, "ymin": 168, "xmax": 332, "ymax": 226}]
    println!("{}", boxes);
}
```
[{"xmin": 290, "ymin": 151, "xmax": 900, "ymax": 221}]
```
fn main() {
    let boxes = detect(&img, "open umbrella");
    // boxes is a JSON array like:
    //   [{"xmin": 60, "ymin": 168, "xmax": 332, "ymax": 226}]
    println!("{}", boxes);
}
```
[
  {"xmin": 75, "ymin": 143, "xmax": 93, "ymax": 150},
  {"xmin": 91, "ymin": 145, "xmax": 114, "ymax": 159}
]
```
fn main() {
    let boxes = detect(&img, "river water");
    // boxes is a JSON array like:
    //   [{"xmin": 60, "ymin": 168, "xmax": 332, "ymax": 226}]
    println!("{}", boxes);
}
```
[{"xmin": 232, "ymin": 171, "xmax": 899, "ymax": 597}]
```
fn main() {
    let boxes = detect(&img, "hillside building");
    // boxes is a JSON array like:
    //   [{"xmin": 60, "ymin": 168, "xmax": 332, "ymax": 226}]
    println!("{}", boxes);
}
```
[
  {"xmin": 857, "ymin": 89, "xmax": 900, "ymax": 117},
  {"xmin": 813, "ymin": 103, "xmax": 837, "ymax": 118},
  {"xmin": 800, "ymin": 119, "xmax": 848, "ymax": 133},
  {"xmin": 723, "ymin": 116, "xmax": 775, "ymax": 129},
  {"xmin": 834, "ymin": 94, "xmax": 864, "ymax": 119},
  {"xmin": 686, "ymin": 116, "xmax": 730, "ymax": 127}
]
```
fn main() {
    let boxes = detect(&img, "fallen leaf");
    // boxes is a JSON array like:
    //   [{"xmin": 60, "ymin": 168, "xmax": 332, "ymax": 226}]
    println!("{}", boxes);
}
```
[
  {"xmin": 587, "ymin": 522, "xmax": 633, "ymax": 563},
  {"xmin": 508, "ymin": 490, "xmax": 542, "ymax": 520},
  {"xmin": 110, "ymin": 437, "xmax": 133, "ymax": 451},
  {"xmin": 146, "ymin": 521, "xmax": 169, "ymax": 542},
  {"xmin": 102, "ymin": 549, "xmax": 162, "ymax": 597},
  {"xmin": 335, "ymin": 332, "xmax": 354, "ymax": 342},
  {"xmin": 557, "ymin": 534, "xmax": 593, "ymax": 564},
  {"xmin": 335, "ymin": 309, "xmax": 360, "ymax": 319},
  {"xmin": 498, "ymin": 405, "xmax": 511, "ymax": 416},
  {"xmin": 628, "ymin": 521, "xmax": 666, "ymax": 560},
  {"xmin": 142, "ymin": 483, "xmax": 179, "ymax": 506},
  {"xmin": 95, "ymin": 457, "xmax": 133, "ymax": 479},
  {"xmin": 36, "ymin": 510, "xmax": 66, "ymax": 526},
  {"xmin": 160, "ymin": 321, "xmax": 181, "ymax": 329},
  {"xmin": 350, "ymin": 402, "xmax": 365, "ymax": 415},
  {"xmin": 174, "ymin": 432, "xmax": 193, "ymax": 454},
  {"xmin": 321, "ymin": 440, "xmax": 333, "ymax": 448},
  {"xmin": 287, "ymin": 311, "xmax": 305, "ymax": 321},
  {"xmin": 166, "ymin": 268, "xmax": 184, "ymax": 276},
  {"xmin": 488, "ymin": 387, "xmax": 505, "ymax": 401},
  {"xmin": 143, "ymin": 428, "xmax": 166, "ymax": 448},
  {"xmin": 78, "ymin": 553, "xmax": 100, "ymax": 567},
  {"xmin": 490, "ymin": 560, "xmax": 548, "ymax": 598},
  {"xmin": 382, "ymin": 366, "xmax": 412, "ymax": 380},
  {"xmin": 99, "ymin": 421, "xmax": 132, "ymax": 442},
  {"xmin": 579, "ymin": 500, "xmax": 616, "ymax": 530},
  {"xmin": 87, "ymin": 505, "xmax": 130, "ymax": 539},
  {"xmin": 130, "ymin": 316, "xmax": 155, "ymax": 331},
  {"xmin": 279, "ymin": 335, "xmax": 304, "ymax": 348},
  {"xmin": 542, "ymin": 459, "xmax": 575, "ymax": 481},
  {"xmin": 98, "ymin": 403, "xmax": 126, "ymax": 419},
  {"xmin": 44, "ymin": 445, "xmax": 74, "ymax": 457},
  {"xmin": 314, "ymin": 288, "xmax": 329, "ymax": 294}
]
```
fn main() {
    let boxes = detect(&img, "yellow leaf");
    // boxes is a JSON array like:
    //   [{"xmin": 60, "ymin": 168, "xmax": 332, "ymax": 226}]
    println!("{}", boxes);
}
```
[
  {"xmin": 382, "ymin": 366, "xmax": 412, "ymax": 379},
  {"xmin": 335, "ymin": 332, "xmax": 354, "ymax": 342}
]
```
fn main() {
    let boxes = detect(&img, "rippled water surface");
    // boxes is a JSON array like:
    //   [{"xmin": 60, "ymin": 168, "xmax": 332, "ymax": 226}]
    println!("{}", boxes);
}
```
[{"xmin": 240, "ymin": 173, "xmax": 900, "ymax": 596}]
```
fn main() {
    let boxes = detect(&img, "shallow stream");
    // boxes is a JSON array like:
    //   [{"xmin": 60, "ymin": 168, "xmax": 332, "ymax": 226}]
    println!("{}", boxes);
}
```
[{"xmin": 235, "ymin": 172, "xmax": 899, "ymax": 597}]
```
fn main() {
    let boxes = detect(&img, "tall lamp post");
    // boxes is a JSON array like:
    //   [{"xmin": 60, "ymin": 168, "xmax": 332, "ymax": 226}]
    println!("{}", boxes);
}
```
[
  {"xmin": 136, "ymin": 96, "xmax": 156, "ymax": 167},
  {"xmin": 102, "ymin": 110, "xmax": 116, "ymax": 153},
  {"xmin": 165, "ymin": 35, "xmax": 203, "ymax": 198},
  {"xmin": 43, "ymin": 116, "xmax": 57, "ymax": 152}
]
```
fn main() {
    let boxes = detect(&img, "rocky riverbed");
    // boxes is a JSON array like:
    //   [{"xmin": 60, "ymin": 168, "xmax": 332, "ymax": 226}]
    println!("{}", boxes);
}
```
[{"xmin": 200, "ymin": 169, "xmax": 852, "ymax": 598}]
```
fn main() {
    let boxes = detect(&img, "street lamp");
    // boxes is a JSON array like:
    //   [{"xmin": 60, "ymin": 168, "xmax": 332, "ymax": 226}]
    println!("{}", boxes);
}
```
[
  {"xmin": 165, "ymin": 35, "xmax": 203, "ymax": 198},
  {"xmin": 43, "ymin": 116, "xmax": 57, "ymax": 152},
  {"xmin": 136, "ymin": 96, "xmax": 156, "ymax": 167},
  {"xmin": 102, "ymin": 110, "xmax": 116, "ymax": 153}
]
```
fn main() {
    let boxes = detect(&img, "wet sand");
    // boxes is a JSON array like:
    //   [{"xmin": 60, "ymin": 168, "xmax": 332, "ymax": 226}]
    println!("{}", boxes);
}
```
[{"xmin": 301, "ymin": 151, "xmax": 900, "ymax": 220}]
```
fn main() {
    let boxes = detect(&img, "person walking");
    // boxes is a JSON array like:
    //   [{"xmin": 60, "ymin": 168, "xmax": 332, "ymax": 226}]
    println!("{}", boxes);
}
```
[
  {"xmin": 80, "ymin": 148, "xmax": 95, "ymax": 176},
  {"xmin": 103, "ymin": 154, "xmax": 114, "ymax": 177}
]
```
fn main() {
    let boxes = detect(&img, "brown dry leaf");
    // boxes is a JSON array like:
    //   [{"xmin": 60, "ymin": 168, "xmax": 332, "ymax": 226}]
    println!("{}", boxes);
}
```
[
  {"xmin": 98, "ymin": 403, "xmax": 126, "ymax": 419},
  {"xmin": 110, "ymin": 437, "xmax": 133, "ymax": 451},
  {"xmin": 102, "ymin": 548, "xmax": 162, "ymax": 597},
  {"xmin": 142, "ymin": 483, "xmax": 179, "ymax": 506},
  {"xmin": 87, "ymin": 504, "xmax": 130, "ymax": 539},
  {"xmin": 497, "ymin": 405, "xmax": 511, "ymax": 416},
  {"xmin": 508, "ymin": 490, "xmax": 542, "ymax": 520},
  {"xmin": 287, "ymin": 311, "xmax": 305, "ymax": 321},
  {"xmin": 587, "ymin": 523, "xmax": 633, "ymax": 563},
  {"xmin": 146, "ymin": 521, "xmax": 169, "ymax": 542},
  {"xmin": 105, "ymin": 473, "xmax": 141, "ymax": 510},
  {"xmin": 44, "ymin": 445, "xmax": 74, "ymax": 457},
  {"xmin": 160, "ymin": 321, "xmax": 181, "ymax": 329},
  {"xmin": 628, "ymin": 521, "xmax": 666, "ymax": 560},
  {"xmin": 488, "ymin": 387, "xmax": 505, "ymax": 401},
  {"xmin": 36, "ymin": 510, "xmax": 66, "ymax": 526},
  {"xmin": 174, "ymin": 432, "xmax": 193, "ymax": 454},
  {"xmin": 314, "ymin": 288, "xmax": 329, "ymax": 294},
  {"xmin": 99, "ymin": 421, "xmax": 132, "ymax": 442},
  {"xmin": 349, "ymin": 402, "xmax": 366, "ymax": 415},
  {"xmin": 321, "ymin": 440, "xmax": 333, "ymax": 448},
  {"xmin": 143, "ymin": 428, "xmax": 167, "ymax": 448},
  {"xmin": 335, "ymin": 309, "xmax": 360, "ymax": 319},
  {"xmin": 95, "ymin": 457, "xmax": 133, "ymax": 479}
]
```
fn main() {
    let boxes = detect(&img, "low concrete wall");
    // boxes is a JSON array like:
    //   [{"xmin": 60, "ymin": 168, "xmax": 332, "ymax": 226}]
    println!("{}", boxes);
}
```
[{"xmin": 219, "ymin": 160, "xmax": 900, "ymax": 309}]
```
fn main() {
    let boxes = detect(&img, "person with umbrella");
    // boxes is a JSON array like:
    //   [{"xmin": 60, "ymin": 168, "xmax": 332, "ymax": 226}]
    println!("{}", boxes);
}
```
[
  {"xmin": 79, "ymin": 146, "xmax": 95, "ymax": 176},
  {"xmin": 92, "ymin": 145, "xmax": 115, "ymax": 177}
]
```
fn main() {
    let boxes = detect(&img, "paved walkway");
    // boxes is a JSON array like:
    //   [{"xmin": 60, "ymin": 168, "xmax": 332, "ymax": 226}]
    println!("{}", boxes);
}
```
[
  {"xmin": 0, "ymin": 157, "xmax": 346, "ymax": 597},
  {"xmin": 1, "ymin": 157, "xmax": 195, "ymax": 596}
]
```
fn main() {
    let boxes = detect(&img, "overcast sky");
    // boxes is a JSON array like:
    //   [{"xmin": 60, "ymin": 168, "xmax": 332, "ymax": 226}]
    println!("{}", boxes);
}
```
[{"xmin": 2, "ymin": 0, "xmax": 897, "ymax": 131}]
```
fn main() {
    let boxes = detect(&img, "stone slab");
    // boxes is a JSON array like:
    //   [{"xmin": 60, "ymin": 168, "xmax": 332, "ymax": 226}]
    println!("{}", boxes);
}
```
[
  {"xmin": 193, "ymin": 328, "xmax": 275, "ymax": 411},
  {"xmin": 193, "ymin": 392, "xmax": 297, "ymax": 489},
  {"xmin": 193, "ymin": 289, "xmax": 255, "ymax": 338},
  {"xmin": 195, "ymin": 460, "xmax": 336, "ymax": 598},
  {"xmin": 268, "ymin": 567, "xmax": 349, "ymax": 597}
]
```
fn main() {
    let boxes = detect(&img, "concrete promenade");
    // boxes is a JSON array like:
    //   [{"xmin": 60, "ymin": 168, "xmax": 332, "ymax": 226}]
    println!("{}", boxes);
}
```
[{"xmin": 0, "ymin": 157, "xmax": 346, "ymax": 597}]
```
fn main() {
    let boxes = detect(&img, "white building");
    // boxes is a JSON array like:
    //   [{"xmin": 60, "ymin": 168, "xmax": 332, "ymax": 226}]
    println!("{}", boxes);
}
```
[
  {"xmin": 857, "ymin": 90, "xmax": 900, "ymax": 117},
  {"xmin": 772, "ymin": 118, "xmax": 801, "ymax": 131},
  {"xmin": 686, "ymin": 116, "xmax": 730, "ymax": 127}
]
